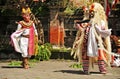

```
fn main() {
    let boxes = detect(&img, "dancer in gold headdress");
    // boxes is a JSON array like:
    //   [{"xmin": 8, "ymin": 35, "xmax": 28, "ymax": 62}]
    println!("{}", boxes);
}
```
[{"xmin": 11, "ymin": 5, "xmax": 38, "ymax": 69}]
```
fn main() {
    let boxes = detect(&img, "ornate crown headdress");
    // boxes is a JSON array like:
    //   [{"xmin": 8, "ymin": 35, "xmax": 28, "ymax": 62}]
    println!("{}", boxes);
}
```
[{"xmin": 22, "ymin": 7, "xmax": 31, "ymax": 14}]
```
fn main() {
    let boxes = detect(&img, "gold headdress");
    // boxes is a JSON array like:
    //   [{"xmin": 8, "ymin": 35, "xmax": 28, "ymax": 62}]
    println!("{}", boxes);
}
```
[{"xmin": 22, "ymin": 7, "xmax": 31, "ymax": 14}]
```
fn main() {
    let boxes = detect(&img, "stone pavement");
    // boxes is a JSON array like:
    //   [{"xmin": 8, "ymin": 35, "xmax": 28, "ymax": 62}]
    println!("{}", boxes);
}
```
[{"xmin": 0, "ymin": 60, "xmax": 120, "ymax": 79}]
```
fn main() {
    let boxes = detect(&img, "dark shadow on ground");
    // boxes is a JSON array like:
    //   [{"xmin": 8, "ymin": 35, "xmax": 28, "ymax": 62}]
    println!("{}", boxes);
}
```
[
  {"xmin": 90, "ymin": 71, "xmax": 101, "ymax": 74},
  {"xmin": 54, "ymin": 70, "xmax": 105, "ymax": 75},
  {"xmin": 54, "ymin": 70, "xmax": 85, "ymax": 75},
  {"xmin": 1, "ymin": 66, "xmax": 23, "ymax": 68}
]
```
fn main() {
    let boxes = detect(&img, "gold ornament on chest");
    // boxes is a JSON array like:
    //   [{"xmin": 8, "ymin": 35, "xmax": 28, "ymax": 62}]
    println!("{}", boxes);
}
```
[{"xmin": 20, "ymin": 20, "xmax": 33, "ymax": 28}]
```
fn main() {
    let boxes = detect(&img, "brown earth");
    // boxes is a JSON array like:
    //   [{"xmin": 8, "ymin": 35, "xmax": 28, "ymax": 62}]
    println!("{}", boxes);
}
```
[{"xmin": 0, "ymin": 59, "xmax": 120, "ymax": 79}]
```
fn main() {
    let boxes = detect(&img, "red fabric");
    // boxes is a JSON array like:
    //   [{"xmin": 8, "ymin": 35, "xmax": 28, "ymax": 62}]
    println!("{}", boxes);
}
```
[
  {"xmin": 105, "ymin": 0, "xmax": 110, "ymax": 17},
  {"xmin": 28, "ymin": 25, "xmax": 35, "ymax": 56},
  {"xmin": 60, "ymin": 28, "xmax": 64, "ymax": 45},
  {"xmin": 112, "ymin": 0, "xmax": 118, "ymax": 9},
  {"xmin": 50, "ymin": 26, "xmax": 60, "ymax": 45},
  {"xmin": 98, "ymin": 49, "xmax": 106, "ymax": 60},
  {"xmin": 111, "ymin": 55, "xmax": 115, "ymax": 64}
]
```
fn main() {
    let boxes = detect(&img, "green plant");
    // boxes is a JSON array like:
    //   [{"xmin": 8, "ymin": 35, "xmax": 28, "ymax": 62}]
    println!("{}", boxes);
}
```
[
  {"xmin": 8, "ymin": 60, "xmax": 37, "ymax": 67},
  {"xmin": 8, "ymin": 61, "xmax": 22, "ymax": 66},
  {"xmin": 31, "ymin": 2, "xmax": 49, "ymax": 16},
  {"xmin": 69, "ymin": 63, "xmax": 82, "ymax": 68},
  {"xmin": 35, "ymin": 43, "xmax": 52, "ymax": 61}
]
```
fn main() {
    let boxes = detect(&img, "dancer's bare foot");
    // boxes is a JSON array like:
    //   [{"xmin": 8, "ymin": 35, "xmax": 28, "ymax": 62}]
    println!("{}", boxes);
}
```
[{"xmin": 23, "ymin": 64, "xmax": 29, "ymax": 69}]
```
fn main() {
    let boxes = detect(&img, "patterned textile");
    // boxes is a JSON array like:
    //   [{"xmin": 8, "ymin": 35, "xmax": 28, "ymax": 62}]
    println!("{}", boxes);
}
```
[
  {"xmin": 83, "ymin": 60, "xmax": 89, "ymax": 73},
  {"xmin": 82, "ymin": 25, "xmax": 91, "ymax": 60},
  {"xmin": 98, "ymin": 60, "xmax": 107, "ymax": 73}
]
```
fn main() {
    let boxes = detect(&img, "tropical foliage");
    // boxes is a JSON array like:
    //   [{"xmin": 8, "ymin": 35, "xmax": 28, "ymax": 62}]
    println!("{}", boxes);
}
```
[
  {"xmin": 69, "ymin": 63, "xmax": 82, "ymax": 68},
  {"xmin": 35, "ymin": 43, "xmax": 52, "ymax": 61}
]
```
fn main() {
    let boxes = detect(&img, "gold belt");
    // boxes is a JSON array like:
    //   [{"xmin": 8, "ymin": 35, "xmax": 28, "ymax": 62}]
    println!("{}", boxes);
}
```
[{"xmin": 22, "ymin": 35, "xmax": 29, "ymax": 38}]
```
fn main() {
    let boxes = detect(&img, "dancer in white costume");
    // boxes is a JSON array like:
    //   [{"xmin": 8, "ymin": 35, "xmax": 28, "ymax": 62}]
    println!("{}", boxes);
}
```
[
  {"xmin": 11, "ymin": 6, "xmax": 38, "ymax": 69},
  {"xmin": 71, "ymin": 2, "xmax": 112, "ymax": 74}
]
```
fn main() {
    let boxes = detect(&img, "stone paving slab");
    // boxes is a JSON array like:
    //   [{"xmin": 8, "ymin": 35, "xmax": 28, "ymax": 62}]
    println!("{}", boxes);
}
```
[{"xmin": 0, "ymin": 60, "xmax": 120, "ymax": 79}]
